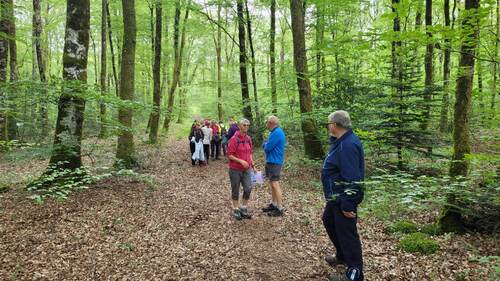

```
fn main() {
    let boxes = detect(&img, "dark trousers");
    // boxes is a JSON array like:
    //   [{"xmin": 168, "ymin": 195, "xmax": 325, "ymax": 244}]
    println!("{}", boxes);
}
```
[
  {"xmin": 322, "ymin": 200, "xmax": 363, "ymax": 280},
  {"xmin": 211, "ymin": 139, "xmax": 221, "ymax": 159},
  {"xmin": 203, "ymin": 144, "xmax": 210, "ymax": 164},
  {"xmin": 190, "ymin": 142, "xmax": 196, "ymax": 165}
]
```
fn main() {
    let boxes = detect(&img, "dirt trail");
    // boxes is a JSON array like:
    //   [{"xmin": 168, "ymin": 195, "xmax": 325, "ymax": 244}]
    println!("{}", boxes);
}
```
[
  {"xmin": 1, "ymin": 139, "xmax": 496, "ymax": 280},
  {"xmin": 0, "ymin": 140, "xmax": 331, "ymax": 281}
]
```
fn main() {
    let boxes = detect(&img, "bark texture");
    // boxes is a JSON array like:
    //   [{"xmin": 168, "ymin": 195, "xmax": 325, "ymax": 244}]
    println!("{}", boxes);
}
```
[
  {"xmin": 149, "ymin": 2, "xmax": 162, "ymax": 143},
  {"xmin": 236, "ymin": 0, "xmax": 252, "ymax": 123}
]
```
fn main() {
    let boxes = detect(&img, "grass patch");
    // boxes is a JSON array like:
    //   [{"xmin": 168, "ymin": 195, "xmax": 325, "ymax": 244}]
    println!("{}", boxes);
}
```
[{"xmin": 398, "ymin": 232, "xmax": 439, "ymax": 254}]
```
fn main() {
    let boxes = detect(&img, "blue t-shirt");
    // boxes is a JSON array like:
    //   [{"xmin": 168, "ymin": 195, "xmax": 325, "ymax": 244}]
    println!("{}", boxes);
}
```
[{"xmin": 263, "ymin": 127, "xmax": 286, "ymax": 165}]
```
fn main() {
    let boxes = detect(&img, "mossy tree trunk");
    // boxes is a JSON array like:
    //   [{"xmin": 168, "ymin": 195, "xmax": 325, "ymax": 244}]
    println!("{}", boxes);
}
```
[
  {"xmin": 116, "ymin": 0, "xmax": 137, "ymax": 168},
  {"xmin": 439, "ymin": 0, "xmax": 480, "ymax": 233},
  {"xmin": 48, "ymin": 0, "xmax": 90, "ymax": 172},
  {"xmin": 289, "ymin": 0, "xmax": 324, "ymax": 159}
]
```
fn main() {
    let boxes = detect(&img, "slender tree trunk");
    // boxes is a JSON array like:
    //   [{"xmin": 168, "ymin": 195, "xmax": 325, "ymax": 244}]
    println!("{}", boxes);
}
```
[
  {"xmin": 244, "ymin": 0, "xmax": 262, "ymax": 143},
  {"xmin": 149, "ymin": 2, "xmax": 162, "ymax": 143},
  {"xmin": 0, "ymin": 0, "xmax": 8, "ymax": 141},
  {"xmin": 163, "ymin": 1, "xmax": 188, "ymax": 132},
  {"xmin": 315, "ymin": 4, "xmax": 324, "ymax": 92},
  {"xmin": 440, "ymin": 0, "xmax": 480, "ymax": 233},
  {"xmin": 392, "ymin": 0, "xmax": 404, "ymax": 170},
  {"xmin": 440, "ymin": 0, "xmax": 452, "ymax": 132},
  {"xmin": 216, "ymin": 3, "xmax": 223, "ymax": 121},
  {"xmin": 236, "ymin": 0, "xmax": 252, "ymax": 123},
  {"xmin": 270, "ymin": 0, "xmax": 277, "ymax": 114},
  {"xmin": 6, "ymin": 0, "xmax": 17, "ymax": 140},
  {"xmin": 99, "ymin": 0, "xmax": 107, "ymax": 138},
  {"xmin": 422, "ymin": 0, "xmax": 433, "ymax": 131},
  {"xmin": 290, "ymin": 0, "xmax": 324, "ymax": 159},
  {"xmin": 47, "ymin": 0, "xmax": 90, "ymax": 172},
  {"xmin": 33, "ymin": 0, "xmax": 48, "ymax": 139},
  {"xmin": 106, "ymin": 1, "xmax": 119, "ymax": 96},
  {"xmin": 116, "ymin": 0, "xmax": 137, "ymax": 168},
  {"xmin": 491, "ymin": 0, "xmax": 498, "ymax": 120}
]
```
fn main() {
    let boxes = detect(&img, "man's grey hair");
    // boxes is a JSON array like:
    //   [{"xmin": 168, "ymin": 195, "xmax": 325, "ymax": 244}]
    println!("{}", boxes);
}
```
[
  {"xmin": 238, "ymin": 118, "xmax": 250, "ymax": 125},
  {"xmin": 267, "ymin": 115, "xmax": 279, "ymax": 125},
  {"xmin": 328, "ymin": 110, "xmax": 352, "ymax": 129}
]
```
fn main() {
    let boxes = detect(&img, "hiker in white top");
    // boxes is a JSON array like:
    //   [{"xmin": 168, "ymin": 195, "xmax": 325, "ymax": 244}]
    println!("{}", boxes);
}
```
[{"xmin": 201, "ymin": 121, "xmax": 212, "ymax": 164}]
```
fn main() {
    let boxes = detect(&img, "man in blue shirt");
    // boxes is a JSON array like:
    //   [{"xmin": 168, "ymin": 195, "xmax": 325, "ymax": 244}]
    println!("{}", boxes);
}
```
[
  {"xmin": 321, "ymin": 111, "xmax": 365, "ymax": 281},
  {"xmin": 262, "ymin": 115, "xmax": 286, "ymax": 217}
]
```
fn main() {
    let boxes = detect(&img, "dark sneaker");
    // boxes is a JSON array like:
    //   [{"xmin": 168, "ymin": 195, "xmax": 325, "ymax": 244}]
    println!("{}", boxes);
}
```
[
  {"xmin": 233, "ymin": 209, "xmax": 242, "ymax": 220},
  {"xmin": 239, "ymin": 208, "xmax": 252, "ymax": 219},
  {"xmin": 267, "ymin": 208, "xmax": 284, "ymax": 217},
  {"xmin": 325, "ymin": 255, "xmax": 346, "ymax": 267},
  {"xmin": 262, "ymin": 203, "xmax": 278, "ymax": 213}
]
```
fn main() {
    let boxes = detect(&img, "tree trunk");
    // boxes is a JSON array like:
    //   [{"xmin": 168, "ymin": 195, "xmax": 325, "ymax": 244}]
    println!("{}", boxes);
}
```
[
  {"xmin": 289, "ymin": 0, "xmax": 324, "ymax": 159},
  {"xmin": 392, "ymin": 0, "xmax": 404, "ymax": 170},
  {"xmin": 440, "ymin": 0, "xmax": 480, "ymax": 233},
  {"xmin": 216, "ymin": 3, "xmax": 223, "ymax": 121},
  {"xmin": 440, "ymin": 0, "xmax": 452, "ymax": 133},
  {"xmin": 236, "ymin": 0, "xmax": 252, "ymax": 123},
  {"xmin": 0, "ymin": 0, "xmax": 8, "ymax": 141},
  {"xmin": 33, "ymin": 0, "xmax": 48, "ymax": 139},
  {"xmin": 244, "ymin": 0, "xmax": 262, "ymax": 144},
  {"xmin": 106, "ymin": 1, "xmax": 119, "ymax": 96},
  {"xmin": 48, "ymin": 0, "xmax": 90, "ymax": 172},
  {"xmin": 149, "ymin": 2, "xmax": 162, "ymax": 144},
  {"xmin": 315, "ymin": 4, "xmax": 324, "ymax": 92},
  {"xmin": 99, "ymin": 0, "xmax": 107, "ymax": 138},
  {"xmin": 270, "ymin": 0, "xmax": 277, "ymax": 114},
  {"xmin": 422, "ymin": 0, "xmax": 433, "ymax": 131},
  {"xmin": 116, "ymin": 0, "xmax": 137, "ymax": 168},
  {"xmin": 6, "ymin": 0, "xmax": 17, "ymax": 140},
  {"xmin": 163, "ymin": 1, "xmax": 188, "ymax": 132},
  {"xmin": 491, "ymin": 0, "xmax": 498, "ymax": 120}
]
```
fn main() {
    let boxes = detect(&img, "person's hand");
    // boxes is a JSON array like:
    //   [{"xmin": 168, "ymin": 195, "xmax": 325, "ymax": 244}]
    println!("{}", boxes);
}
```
[
  {"xmin": 240, "ymin": 160, "xmax": 249, "ymax": 169},
  {"xmin": 342, "ymin": 211, "xmax": 356, "ymax": 218}
]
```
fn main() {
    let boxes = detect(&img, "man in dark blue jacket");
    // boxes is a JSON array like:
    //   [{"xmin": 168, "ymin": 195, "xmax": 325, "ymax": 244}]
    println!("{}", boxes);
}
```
[
  {"xmin": 321, "ymin": 111, "xmax": 365, "ymax": 281},
  {"xmin": 262, "ymin": 115, "xmax": 286, "ymax": 217}
]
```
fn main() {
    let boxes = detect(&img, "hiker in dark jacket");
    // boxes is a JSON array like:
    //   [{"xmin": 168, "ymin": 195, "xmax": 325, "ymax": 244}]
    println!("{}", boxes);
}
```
[
  {"xmin": 226, "ymin": 118, "xmax": 239, "ymax": 140},
  {"xmin": 321, "ymin": 110, "xmax": 365, "ymax": 281}
]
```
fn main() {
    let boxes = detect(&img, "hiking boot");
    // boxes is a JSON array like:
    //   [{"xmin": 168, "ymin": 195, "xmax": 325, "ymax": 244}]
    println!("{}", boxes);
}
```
[
  {"xmin": 239, "ymin": 208, "xmax": 252, "ymax": 219},
  {"xmin": 329, "ymin": 267, "xmax": 362, "ymax": 281},
  {"xmin": 262, "ymin": 203, "xmax": 278, "ymax": 213},
  {"xmin": 325, "ymin": 255, "xmax": 346, "ymax": 267},
  {"xmin": 233, "ymin": 209, "xmax": 242, "ymax": 220},
  {"xmin": 267, "ymin": 208, "xmax": 284, "ymax": 217}
]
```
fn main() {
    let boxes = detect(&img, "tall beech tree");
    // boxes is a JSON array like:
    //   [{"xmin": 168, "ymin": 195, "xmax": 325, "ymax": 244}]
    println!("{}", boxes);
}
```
[
  {"xmin": 0, "ymin": 0, "xmax": 8, "ymax": 141},
  {"xmin": 236, "ymin": 0, "xmax": 252, "ymax": 123},
  {"xmin": 33, "ymin": 0, "xmax": 49, "ymax": 138},
  {"xmin": 47, "ymin": 0, "xmax": 90, "ymax": 172},
  {"xmin": 289, "ymin": 0, "xmax": 323, "ymax": 159},
  {"xmin": 149, "ymin": 1, "xmax": 162, "ymax": 143},
  {"xmin": 440, "ymin": 0, "xmax": 452, "ymax": 132},
  {"xmin": 270, "ymin": 0, "xmax": 277, "ymax": 114},
  {"xmin": 116, "ymin": 0, "xmax": 137, "ymax": 168},
  {"xmin": 99, "ymin": 0, "xmax": 107, "ymax": 138},
  {"xmin": 440, "ymin": 0, "xmax": 481, "ymax": 233},
  {"xmin": 422, "ymin": 0, "xmax": 433, "ymax": 131}
]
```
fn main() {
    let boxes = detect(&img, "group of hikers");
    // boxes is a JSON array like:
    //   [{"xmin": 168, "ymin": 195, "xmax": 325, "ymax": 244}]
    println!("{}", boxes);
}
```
[{"xmin": 187, "ymin": 111, "xmax": 365, "ymax": 281}]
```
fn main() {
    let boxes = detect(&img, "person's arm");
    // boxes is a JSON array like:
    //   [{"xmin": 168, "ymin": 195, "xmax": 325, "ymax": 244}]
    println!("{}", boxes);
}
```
[
  {"xmin": 263, "ymin": 130, "xmax": 280, "ymax": 153},
  {"xmin": 337, "ymin": 144, "xmax": 364, "ymax": 215}
]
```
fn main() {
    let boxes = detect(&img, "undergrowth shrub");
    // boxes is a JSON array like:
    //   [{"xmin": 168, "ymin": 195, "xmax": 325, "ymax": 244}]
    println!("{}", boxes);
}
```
[
  {"xmin": 398, "ymin": 232, "xmax": 439, "ymax": 254},
  {"xmin": 386, "ymin": 220, "xmax": 419, "ymax": 234}
]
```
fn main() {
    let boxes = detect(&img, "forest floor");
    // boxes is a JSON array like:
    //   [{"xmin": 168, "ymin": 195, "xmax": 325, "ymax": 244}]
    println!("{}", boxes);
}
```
[{"xmin": 0, "ymin": 136, "xmax": 498, "ymax": 281}]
